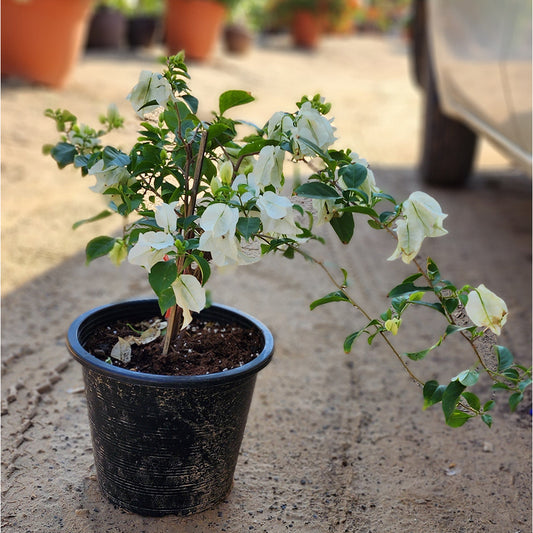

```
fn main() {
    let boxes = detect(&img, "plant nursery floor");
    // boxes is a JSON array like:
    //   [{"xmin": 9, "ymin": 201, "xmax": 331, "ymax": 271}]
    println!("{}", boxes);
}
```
[{"xmin": 2, "ymin": 34, "xmax": 531, "ymax": 533}]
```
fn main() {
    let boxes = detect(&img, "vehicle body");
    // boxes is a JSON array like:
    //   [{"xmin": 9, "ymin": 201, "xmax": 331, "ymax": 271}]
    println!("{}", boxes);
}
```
[{"xmin": 411, "ymin": 0, "xmax": 532, "ymax": 186}]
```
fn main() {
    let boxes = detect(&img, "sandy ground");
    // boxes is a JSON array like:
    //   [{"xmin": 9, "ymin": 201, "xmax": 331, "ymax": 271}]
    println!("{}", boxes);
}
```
[{"xmin": 2, "ymin": 34, "xmax": 531, "ymax": 532}]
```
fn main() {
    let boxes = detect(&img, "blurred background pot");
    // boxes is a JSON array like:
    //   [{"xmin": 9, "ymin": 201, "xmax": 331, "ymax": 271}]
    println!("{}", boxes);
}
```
[
  {"xmin": 1, "ymin": 0, "xmax": 92, "ymax": 88},
  {"xmin": 127, "ymin": 15, "xmax": 160, "ymax": 48},
  {"xmin": 164, "ymin": 0, "xmax": 227, "ymax": 60},
  {"xmin": 87, "ymin": 4, "xmax": 128, "ymax": 49},
  {"xmin": 290, "ymin": 9, "xmax": 322, "ymax": 49},
  {"xmin": 223, "ymin": 23, "xmax": 253, "ymax": 54},
  {"xmin": 67, "ymin": 299, "xmax": 274, "ymax": 516}
]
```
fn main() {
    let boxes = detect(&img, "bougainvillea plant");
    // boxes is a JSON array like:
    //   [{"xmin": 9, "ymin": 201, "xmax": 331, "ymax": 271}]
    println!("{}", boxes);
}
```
[{"xmin": 44, "ymin": 54, "xmax": 531, "ymax": 427}]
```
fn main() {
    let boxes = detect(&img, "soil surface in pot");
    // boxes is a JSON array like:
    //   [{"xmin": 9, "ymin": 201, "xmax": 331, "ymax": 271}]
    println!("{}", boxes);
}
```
[{"xmin": 83, "ymin": 315, "xmax": 264, "ymax": 376}]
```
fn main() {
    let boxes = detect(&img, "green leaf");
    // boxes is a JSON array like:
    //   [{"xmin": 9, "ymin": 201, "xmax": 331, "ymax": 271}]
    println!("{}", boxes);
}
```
[
  {"xmin": 237, "ymin": 217, "xmax": 261, "ymax": 240},
  {"xmin": 183, "ymin": 93, "xmax": 199, "ymax": 114},
  {"xmin": 483, "ymin": 400, "xmax": 495, "ymax": 412},
  {"xmin": 72, "ymin": 210, "xmax": 113, "ymax": 230},
  {"xmin": 481, "ymin": 414, "xmax": 493, "ymax": 428},
  {"xmin": 445, "ymin": 324, "xmax": 470, "ymax": 336},
  {"xmin": 388, "ymin": 282, "xmax": 433, "ymax": 299},
  {"xmin": 102, "ymin": 146, "xmax": 130, "ymax": 167},
  {"xmin": 338, "ymin": 163, "xmax": 367, "ymax": 189},
  {"xmin": 330, "ymin": 212, "xmax": 354, "ymax": 244},
  {"xmin": 501, "ymin": 368, "xmax": 520, "ymax": 381},
  {"xmin": 295, "ymin": 182, "xmax": 339, "ymax": 200},
  {"xmin": 444, "ymin": 298, "xmax": 459, "ymax": 314},
  {"xmin": 446, "ymin": 410, "xmax": 473, "ymax": 428},
  {"xmin": 85, "ymin": 236, "xmax": 116, "ymax": 264},
  {"xmin": 495, "ymin": 345, "xmax": 514, "ymax": 371},
  {"xmin": 238, "ymin": 139, "xmax": 276, "ymax": 157},
  {"xmin": 423, "ymin": 380, "xmax": 445, "ymax": 409},
  {"xmin": 461, "ymin": 391, "xmax": 481, "ymax": 412},
  {"xmin": 410, "ymin": 300, "xmax": 446, "ymax": 315},
  {"xmin": 492, "ymin": 382, "xmax": 511, "ymax": 391},
  {"xmin": 148, "ymin": 261, "xmax": 178, "ymax": 295},
  {"xmin": 442, "ymin": 380, "xmax": 466, "ymax": 421},
  {"xmin": 405, "ymin": 348, "xmax": 431, "ymax": 361},
  {"xmin": 341, "ymin": 205, "xmax": 378, "ymax": 218},
  {"xmin": 367, "ymin": 220, "xmax": 382, "ymax": 230},
  {"xmin": 310, "ymin": 290, "xmax": 350, "ymax": 310},
  {"xmin": 50, "ymin": 142, "xmax": 77, "ymax": 168},
  {"xmin": 344, "ymin": 329, "xmax": 364, "ymax": 353},
  {"xmin": 190, "ymin": 252, "xmax": 211, "ymax": 285},
  {"xmin": 402, "ymin": 273, "xmax": 423, "ymax": 284},
  {"xmin": 157, "ymin": 287, "xmax": 176, "ymax": 315},
  {"xmin": 426, "ymin": 258, "xmax": 440, "ymax": 281},
  {"xmin": 519, "ymin": 378, "xmax": 532, "ymax": 392},
  {"xmin": 509, "ymin": 392, "xmax": 523, "ymax": 412},
  {"xmin": 219, "ymin": 90, "xmax": 254, "ymax": 115},
  {"xmin": 454, "ymin": 369, "xmax": 479, "ymax": 387}
]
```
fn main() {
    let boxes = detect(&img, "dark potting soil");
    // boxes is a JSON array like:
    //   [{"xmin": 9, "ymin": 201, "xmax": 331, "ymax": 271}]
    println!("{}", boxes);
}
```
[{"xmin": 83, "ymin": 315, "xmax": 264, "ymax": 376}]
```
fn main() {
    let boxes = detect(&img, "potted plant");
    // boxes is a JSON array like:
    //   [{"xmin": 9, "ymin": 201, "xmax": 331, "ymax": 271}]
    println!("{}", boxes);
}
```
[
  {"xmin": 126, "ymin": 0, "xmax": 164, "ymax": 49},
  {"xmin": 268, "ymin": 0, "xmax": 345, "ymax": 49},
  {"xmin": 164, "ymin": 0, "xmax": 239, "ymax": 60},
  {"xmin": 86, "ymin": 0, "xmax": 129, "ymax": 49},
  {"xmin": 44, "ymin": 54, "xmax": 531, "ymax": 515},
  {"xmin": 1, "ymin": 0, "xmax": 93, "ymax": 88},
  {"xmin": 222, "ymin": 0, "xmax": 263, "ymax": 55}
]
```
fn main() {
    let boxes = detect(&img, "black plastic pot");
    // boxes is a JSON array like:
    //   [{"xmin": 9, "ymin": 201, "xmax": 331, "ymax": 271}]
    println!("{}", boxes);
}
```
[
  {"xmin": 127, "ymin": 15, "xmax": 160, "ymax": 49},
  {"xmin": 86, "ymin": 6, "xmax": 127, "ymax": 49},
  {"xmin": 67, "ymin": 299, "xmax": 274, "ymax": 516}
]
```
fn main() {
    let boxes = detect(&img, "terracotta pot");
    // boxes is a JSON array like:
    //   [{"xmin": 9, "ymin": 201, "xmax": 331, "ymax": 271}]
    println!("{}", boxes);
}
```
[
  {"xmin": 1, "ymin": 0, "xmax": 92, "ymax": 88},
  {"xmin": 164, "ymin": 0, "xmax": 226, "ymax": 61},
  {"xmin": 86, "ymin": 5, "xmax": 127, "ymax": 49},
  {"xmin": 290, "ymin": 10, "xmax": 322, "ymax": 50},
  {"xmin": 67, "ymin": 299, "xmax": 274, "ymax": 516}
]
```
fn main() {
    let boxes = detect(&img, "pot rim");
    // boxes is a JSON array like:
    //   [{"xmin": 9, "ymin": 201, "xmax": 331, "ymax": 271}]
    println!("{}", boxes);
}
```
[{"xmin": 67, "ymin": 299, "xmax": 274, "ymax": 387}]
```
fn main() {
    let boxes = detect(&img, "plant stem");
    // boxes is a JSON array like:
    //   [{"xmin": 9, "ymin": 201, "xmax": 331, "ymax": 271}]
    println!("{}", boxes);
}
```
[
  {"xmin": 161, "ymin": 130, "xmax": 209, "ymax": 357},
  {"xmin": 293, "ymin": 245, "xmax": 425, "ymax": 386}
]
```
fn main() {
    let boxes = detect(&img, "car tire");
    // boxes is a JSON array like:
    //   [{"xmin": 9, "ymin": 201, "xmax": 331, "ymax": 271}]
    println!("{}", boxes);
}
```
[
  {"xmin": 413, "ymin": 0, "xmax": 478, "ymax": 187},
  {"xmin": 420, "ymin": 70, "xmax": 478, "ymax": 187}
]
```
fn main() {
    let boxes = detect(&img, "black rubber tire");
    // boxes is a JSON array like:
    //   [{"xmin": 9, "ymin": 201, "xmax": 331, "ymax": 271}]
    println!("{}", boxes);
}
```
[
  {"xmin": 413, "ymin": 0, "xmax": 478, "ymax": 187},
  {"xmin": 420, "ymin": 70, "xmax": 478, "ymax": 187}
]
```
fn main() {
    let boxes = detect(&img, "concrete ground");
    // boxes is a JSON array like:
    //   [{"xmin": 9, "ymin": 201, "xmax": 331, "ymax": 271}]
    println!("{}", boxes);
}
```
[{"xmin": 2, "ymin": 34, "xmax": 531, "ymax": 532}]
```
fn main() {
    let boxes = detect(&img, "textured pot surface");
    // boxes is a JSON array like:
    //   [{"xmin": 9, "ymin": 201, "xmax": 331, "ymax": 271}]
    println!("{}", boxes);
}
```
[
  {"xmin": 164, "ymin": 0, "xmax": 226, "ymax": 60},
  {"xmin": 67, "ymin": 300, "xmax": 274, "ymax": 516},
  {"xmin": 1, "ymin": 0, "xmax": 92, "ymax": 87}
]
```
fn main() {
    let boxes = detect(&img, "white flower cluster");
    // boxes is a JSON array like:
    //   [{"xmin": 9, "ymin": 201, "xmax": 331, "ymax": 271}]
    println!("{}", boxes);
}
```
[
  {"xmin": 84, "ymin": 67, "xmax": 510, "ymax": 338},
  {"xmin": 119, "ymin": 74, "xmax": 340, "ymax": 327},
  {"xmin": 388, "ymin": 191, "xmax": 448, "ymax": 264}
]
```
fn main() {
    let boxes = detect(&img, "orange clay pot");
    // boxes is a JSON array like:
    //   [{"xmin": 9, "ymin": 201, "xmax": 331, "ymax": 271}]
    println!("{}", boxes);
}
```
[
  {"xmin": 290, "ymin": 10, "xmax": 322, "ymax": 50},
  {"xmin": 1, "ymin": 0, "xmax": 93, "ymax": 88},
  {"xmin": 164, "ymin": 0, "xmax": 226, "ymax": 61}
]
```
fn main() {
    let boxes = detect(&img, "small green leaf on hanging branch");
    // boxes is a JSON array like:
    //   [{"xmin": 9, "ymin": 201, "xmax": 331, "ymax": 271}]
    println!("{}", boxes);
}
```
[
  {"xmin": 73, "ymin": 210, "xmax": 113, "ymax": 230},
  {"xmin": 495, "ymin": 345, "xmax": 514, "ymax": 372},
  {"xmin": 310, "ymin": 290, "xmax": 350, "ymax": 310}
]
